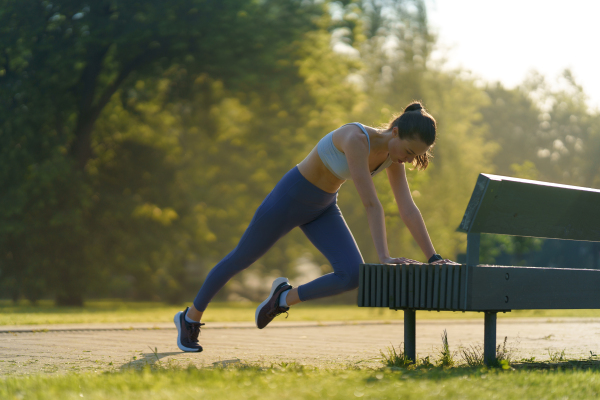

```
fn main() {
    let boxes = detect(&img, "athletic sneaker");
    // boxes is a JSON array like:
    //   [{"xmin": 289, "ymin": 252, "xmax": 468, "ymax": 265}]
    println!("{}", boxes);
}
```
[
  {"xmin": 255, "ymin": 277, "xmax": 292, "ymax": 329},
  {"xmin": 174, "ymin": 307, "xmax": 204, "ymax": 352}
]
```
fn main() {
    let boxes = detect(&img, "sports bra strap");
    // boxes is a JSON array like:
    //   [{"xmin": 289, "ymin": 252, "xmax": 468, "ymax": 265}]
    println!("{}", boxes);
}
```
[{"xmin": 344, "ymin": 122, "xmax": 370, "ymax": 152}]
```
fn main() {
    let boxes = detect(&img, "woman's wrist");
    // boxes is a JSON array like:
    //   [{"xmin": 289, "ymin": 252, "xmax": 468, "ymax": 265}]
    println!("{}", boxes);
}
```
[
  {"xmin": 428, "ymin": 254, "xmax": 443, "ymax": 263},
  {"xmin": 379, "ymin": 255, "xmax": 392, "ymax": 263}
]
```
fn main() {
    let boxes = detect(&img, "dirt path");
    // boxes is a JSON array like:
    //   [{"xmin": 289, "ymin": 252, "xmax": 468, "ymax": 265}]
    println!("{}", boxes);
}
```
[{"xmin": 3, "ymin": 318, "xmax": 600, "ymax": 376}]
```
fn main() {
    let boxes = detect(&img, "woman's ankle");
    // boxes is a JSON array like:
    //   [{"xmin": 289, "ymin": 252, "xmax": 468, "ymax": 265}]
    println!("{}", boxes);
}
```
[
  {"xmin": 283, "ymin": 287, "xmax": 301, "ymax": 307},
  {"xmin": 186, "ymin": 305, "xmax": 203, "ymax": 322}
]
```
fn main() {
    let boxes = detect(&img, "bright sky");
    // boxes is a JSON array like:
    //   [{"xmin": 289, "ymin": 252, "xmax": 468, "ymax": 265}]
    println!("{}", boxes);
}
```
[{"xmin": 428, "ymin": 0, "xmax": 600, "ymax": 111}]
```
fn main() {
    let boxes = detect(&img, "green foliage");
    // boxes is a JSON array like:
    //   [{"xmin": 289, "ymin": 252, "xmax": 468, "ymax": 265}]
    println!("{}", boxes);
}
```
[
  {"xmin": 438, "ymin": 329, "xmax": 456, "ymax": 367},
  {"xmin": 1, "ymin": 0, "xmax": 599, "ymax": 305},
  {"xmin": 385, "ymin": 332, "xmax": 517, "ymax": 370},
  {"xmin": 461, "ymin": 344, "xmax": 485, "ymax": 367},
  {"xmin": 479, "ymin": 234, "xmax": 544, "ymax": 265},
  {"xmin": 481, "ymin": 70, "xmax": 600, "ymax": 188},
  {"xmin": 0, "ymin": 0, "xmax": 332, "ymax": 304},
  {"xmin": 6, "ymin": 362, "xmax": 600, "ymax": 399},
  {"xmin": 495, "ymin": 336, "xmax": 515, "ymax": 365},
  {"xmin": 380, "ymin": 343, "xmax": 413, "ymax": 368},
  {"xmin": 548, "ymin": 349, "xmax": 567, "ymax": 363}
]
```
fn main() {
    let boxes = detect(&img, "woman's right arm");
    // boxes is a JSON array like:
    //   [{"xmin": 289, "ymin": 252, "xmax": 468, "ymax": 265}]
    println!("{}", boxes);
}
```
[{"xmin": 342, "ymin": 127, "xmax": 413, "ymax": 264}]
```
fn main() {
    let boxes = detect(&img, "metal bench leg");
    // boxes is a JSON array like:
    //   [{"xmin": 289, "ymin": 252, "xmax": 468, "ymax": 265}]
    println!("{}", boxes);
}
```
[
  {"xmin": 484, "ymin": 311, "xmax": 497, "ymax": 366},
  {"xmin": 404, "ymin": 309, "xmax": 416, "ymax": 363}
]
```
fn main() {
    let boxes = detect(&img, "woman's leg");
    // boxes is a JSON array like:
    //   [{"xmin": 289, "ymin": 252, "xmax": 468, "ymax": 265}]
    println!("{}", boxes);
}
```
[
  {"xmin": 298, "ymin": 203, "xmax": 364, "ymax": 301},
  {"xmin": 190, "ymin": 165, "xmax": 336, "ymax": 315},
  {"xmin": 178, "ymin": 180, "xmax": 300, "ymax": 351},
  {"xmin": 191, "ymin": 193, "xmax": 296, "ymax": 314},
  {"xmin": 178, "ymin": 167, "xmax": 337, "ymax": 350}
]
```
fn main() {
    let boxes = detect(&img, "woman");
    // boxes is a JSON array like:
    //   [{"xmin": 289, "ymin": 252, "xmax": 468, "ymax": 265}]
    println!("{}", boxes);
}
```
[{"xmin": 175, "ymin": 101, "xmax": 455, "ymax": 352}]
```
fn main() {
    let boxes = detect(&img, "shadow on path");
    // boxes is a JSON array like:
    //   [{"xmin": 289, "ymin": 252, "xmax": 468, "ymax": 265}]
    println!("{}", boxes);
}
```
[
  {"xmin": 513, "ymin": 358, "xmax": 600, "ymax": 371},
  {"xmin": 119, "ymin": 351, "xmax": 182, "ymax": 370}
]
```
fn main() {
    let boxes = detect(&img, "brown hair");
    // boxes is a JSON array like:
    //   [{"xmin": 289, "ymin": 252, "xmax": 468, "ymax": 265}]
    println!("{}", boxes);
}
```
[{"xmin": 387, "ymin": 101, "xmax": 436, "ymax": 170}]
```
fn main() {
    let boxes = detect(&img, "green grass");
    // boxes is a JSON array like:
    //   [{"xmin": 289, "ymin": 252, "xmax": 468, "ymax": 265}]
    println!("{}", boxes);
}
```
[
  {"xmin": 3, "ymin": 363, "xmax": 600, "ymax": 399},
  {"xmin": 3, "ymin": 299, "xmax": 600, "ymax": 326}
]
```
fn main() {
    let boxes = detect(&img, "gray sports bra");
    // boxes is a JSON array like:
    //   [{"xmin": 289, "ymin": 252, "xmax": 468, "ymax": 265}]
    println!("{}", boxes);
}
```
[{"xmin": 316, "ymin": 122, "xmax": 393, "ymax": 180}]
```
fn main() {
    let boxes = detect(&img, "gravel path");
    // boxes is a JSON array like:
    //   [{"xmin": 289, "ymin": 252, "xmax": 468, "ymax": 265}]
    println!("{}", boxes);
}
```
[{"xmin": 3, "ymin": 318, "xmax": 600, "ymax": 375}]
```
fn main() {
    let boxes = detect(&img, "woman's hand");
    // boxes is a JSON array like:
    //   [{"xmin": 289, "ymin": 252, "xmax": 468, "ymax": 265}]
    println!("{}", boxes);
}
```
[
  {"xmin": 381, "ymin": 257, "xmax": 423, "ymax": 265},
  {"xmin": 430, "ymin": 259, "xmax": 461, "ymax": 265}
]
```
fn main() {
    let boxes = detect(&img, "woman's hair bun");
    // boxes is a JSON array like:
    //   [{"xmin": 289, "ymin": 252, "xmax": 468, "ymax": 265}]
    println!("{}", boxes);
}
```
[{"xmin": 404, "ymin": 102, "xmax": 423, "ymax": 113}]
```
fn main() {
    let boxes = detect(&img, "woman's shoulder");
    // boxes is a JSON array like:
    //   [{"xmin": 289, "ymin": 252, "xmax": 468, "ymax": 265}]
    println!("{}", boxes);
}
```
[
  {"xmin": 334, "ymin": 122, "xmax": 379, "ymax": 138},
  {"xmin": 343, "ymin": 122, "xmax": 376, "ymax": 132},
  {"xmin": 333, "ymin": 122, "xmax": 374, "ymax": 153}
]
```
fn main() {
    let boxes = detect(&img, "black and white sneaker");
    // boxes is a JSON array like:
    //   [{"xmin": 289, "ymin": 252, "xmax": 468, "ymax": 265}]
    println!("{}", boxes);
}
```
[
  {"xmin": 255, "ymin": 277, "xmax": 292, "ymax": 329},
  {"xmin": 174, "ymin": 307, "xmax": 204, "ymax": 352}
]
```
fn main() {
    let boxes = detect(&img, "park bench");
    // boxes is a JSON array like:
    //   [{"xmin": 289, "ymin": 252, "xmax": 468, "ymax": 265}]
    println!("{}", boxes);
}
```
[{"xmin": 358, "ymin": 173, "xmax": 600, "ymax": 365}]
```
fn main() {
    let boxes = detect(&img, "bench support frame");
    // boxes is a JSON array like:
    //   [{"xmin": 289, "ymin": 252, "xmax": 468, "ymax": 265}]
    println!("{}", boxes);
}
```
[
  {"xmin": 469, "ymin": 232, "xmax": 499, "ymax": 366},
  {"xmin": 403, "ymin": 309, "xmax": 498, "ymax": 366},
  {"xmin": 484, "ymin": 311, "xmax": 497, "ymax": 365},
  {"xmin": 404, "ymin": 309, "xmax": 416, "ymax": 363}
]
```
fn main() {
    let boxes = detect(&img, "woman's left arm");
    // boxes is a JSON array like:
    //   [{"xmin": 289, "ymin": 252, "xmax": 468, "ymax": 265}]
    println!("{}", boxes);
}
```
[{"xmin": 385, "ymin": 162, "xmax": 437, "ymax": 260}]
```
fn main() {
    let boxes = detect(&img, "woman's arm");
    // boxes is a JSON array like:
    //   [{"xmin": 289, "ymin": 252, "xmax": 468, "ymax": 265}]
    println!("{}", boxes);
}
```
[
  {"xmin": 340, "ymin": 125, "xmax": 422, "ymax": 264},
  {"xmin": 385, "ymin": 162, "xmax": 437, "ymax": 260},
  {"xmin": 342, "ymin": 128, "xmax": 392, "ymax": 263}
]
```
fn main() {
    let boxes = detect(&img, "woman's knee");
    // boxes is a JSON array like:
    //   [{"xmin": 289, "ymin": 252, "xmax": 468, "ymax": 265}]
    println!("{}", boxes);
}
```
[
  {"xmin": 336, "ymin": 264, "xmax": 360, "ymax": 292},
  {"xmin": 344, "ymin": 253, "xmax": 363, "ymax": 286}
]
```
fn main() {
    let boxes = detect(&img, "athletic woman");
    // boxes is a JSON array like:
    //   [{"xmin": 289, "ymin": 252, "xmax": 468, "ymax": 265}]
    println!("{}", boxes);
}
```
[{"xmin": 175, "ymin": 101, "xmax": 456, "ymax": 352}]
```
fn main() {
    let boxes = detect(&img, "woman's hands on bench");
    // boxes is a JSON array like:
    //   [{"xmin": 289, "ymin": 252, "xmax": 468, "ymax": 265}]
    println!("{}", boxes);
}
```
[
  {"xmin": 381, "ymin": 257, "xmax": 422, "ymax": 264},
  {"xmin": 430, "ymin": 259, "xmax": 460, "ymax": 265},
  {"xmin": 381, "ymin": 257, "xmax": 460, "ymax": 265}
]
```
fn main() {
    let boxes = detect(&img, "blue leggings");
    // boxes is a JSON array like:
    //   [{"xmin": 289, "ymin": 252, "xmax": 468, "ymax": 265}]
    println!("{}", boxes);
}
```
[{"xmin": 193, "ymin": 166, "xmax": 363, "ymax": 311}]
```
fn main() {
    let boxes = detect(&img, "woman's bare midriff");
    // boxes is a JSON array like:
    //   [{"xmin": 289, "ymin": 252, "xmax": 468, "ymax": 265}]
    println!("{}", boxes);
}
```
[{"xmin": 297, "ymin": 147, "xmax": 345, "ymax": 194}]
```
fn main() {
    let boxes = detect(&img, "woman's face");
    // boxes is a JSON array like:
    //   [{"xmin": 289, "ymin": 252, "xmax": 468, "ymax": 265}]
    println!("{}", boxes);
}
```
[{"xmin": 389, "ymin": 127, "xmax": 430, "ymax": 164}]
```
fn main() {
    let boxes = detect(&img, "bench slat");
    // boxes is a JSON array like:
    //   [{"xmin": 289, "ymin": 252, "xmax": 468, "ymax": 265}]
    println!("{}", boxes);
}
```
[
  {"xmin": 370, "ymin": 266, "xmax": 377, "ymax": 307},
  {"xmin": 408, "ymin": 266, "xmax": 414, "ymax": 308},
  {"xmin": 445, "ymin": 265, "xmax": 454, "ymax": 310},
  {"xmin": 394, "ymin": 265, "xmax": 400, "ymax": 308},
  {"xmin": 358, "ymin": 264, "xmax": 364, "ymax": 307},
  {"xmin": 364, "ymin": 264, "xmax": 371, "ymax": 307},
  {"xmin": 403, "ymin": 266, "xmax": 407, "ymax": 308},
  {"xmin": 432, "ymin": 265, "xmax": 440, "ymax": 309},
  {"xmin": 377, "ymin": 265, "xmax": 382, "ymax": 307},
  {"xmin": 419, "ymin": 265, "xmax": 427, "ymax": 308},
  {"xmin": 383, "ymin": 265, "xmax": 388, "ymax": 307},
  {"xmin": 426, "ymin": 265, "xmax": 432, "ymax": 307},
  {"xmin": 440, "ymin": 266, "xmax": 447, "ymax": 309}
]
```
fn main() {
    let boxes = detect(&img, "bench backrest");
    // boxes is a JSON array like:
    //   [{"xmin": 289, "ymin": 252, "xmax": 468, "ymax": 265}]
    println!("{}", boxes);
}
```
[{"xmin": 458, "ymin": 173, "xmax": 600, "ymax": 241}]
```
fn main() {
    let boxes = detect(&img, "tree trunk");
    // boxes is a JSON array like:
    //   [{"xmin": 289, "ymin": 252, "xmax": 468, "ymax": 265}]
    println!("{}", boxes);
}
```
[
  {"xmin": 69, "ymin": 47, "xmax": 163, "ymax": 171},
  {"xmin": 71, "ymin": 117, "xmax": 97, "ymax": 170}
]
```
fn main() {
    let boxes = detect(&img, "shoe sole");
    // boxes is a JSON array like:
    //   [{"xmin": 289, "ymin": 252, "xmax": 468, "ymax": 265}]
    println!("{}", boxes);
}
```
[
  {"xmin": 174, "ymin": 311, "xmax": 202, "ymax": 352},
  {"xmin": 255, "ymin": 277, "xmax": 289, "ymax": 329}
]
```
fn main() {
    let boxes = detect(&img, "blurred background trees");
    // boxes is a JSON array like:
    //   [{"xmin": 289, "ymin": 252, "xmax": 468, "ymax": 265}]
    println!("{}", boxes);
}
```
[{"xmin": 1, "ymin": 0, "xmax": 599, "ymax": 306}]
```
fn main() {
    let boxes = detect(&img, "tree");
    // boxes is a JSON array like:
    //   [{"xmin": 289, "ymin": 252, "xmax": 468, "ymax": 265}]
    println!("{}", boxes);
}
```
[{"xmin": 0, "ymin": 0, "xmax": 327, "ymax": 305}]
